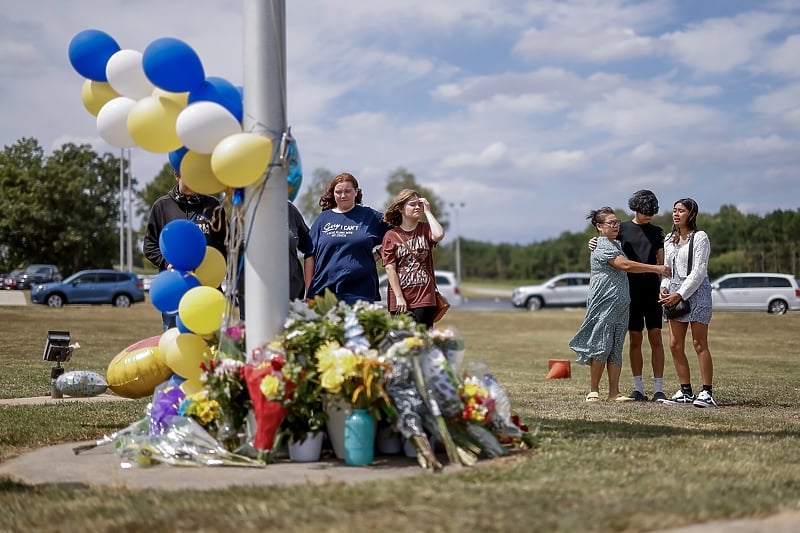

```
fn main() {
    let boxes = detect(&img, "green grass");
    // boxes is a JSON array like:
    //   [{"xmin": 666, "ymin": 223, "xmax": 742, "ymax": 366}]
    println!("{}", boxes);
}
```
[{"xmin": 2, "ymin": 302, "xmax": 800, "ymax": 532}]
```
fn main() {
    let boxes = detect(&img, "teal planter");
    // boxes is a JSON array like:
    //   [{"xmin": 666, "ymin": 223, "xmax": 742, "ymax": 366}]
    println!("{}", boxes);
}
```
[{"xmin": 344, "ymin": 409, "xmax": 375, "ymax": 466}]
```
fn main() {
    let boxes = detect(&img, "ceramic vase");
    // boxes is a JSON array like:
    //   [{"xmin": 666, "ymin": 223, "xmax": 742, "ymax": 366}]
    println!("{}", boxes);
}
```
[
  {"xmin": 288, "ymin": 431, "xmax": 323, "ymax": 462},
  {"xmin": 344, "ymin": 409, "xmax": 376, "ymax": 466},
  {"xmin": 323, "ymin": 394, "xmax": 351, "ymax": 459}
]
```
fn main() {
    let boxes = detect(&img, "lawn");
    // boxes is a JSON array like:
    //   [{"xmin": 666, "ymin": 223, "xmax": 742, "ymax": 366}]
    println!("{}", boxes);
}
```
[{"xmin": 1, "ymin": 301, "xmax": 800, "ymax": 532}]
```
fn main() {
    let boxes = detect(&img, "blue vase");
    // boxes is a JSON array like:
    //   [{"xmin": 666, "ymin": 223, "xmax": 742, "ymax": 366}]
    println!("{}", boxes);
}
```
[{"xmin": 344, "ymin": 409, "xmax": 376, "ymax": 466}]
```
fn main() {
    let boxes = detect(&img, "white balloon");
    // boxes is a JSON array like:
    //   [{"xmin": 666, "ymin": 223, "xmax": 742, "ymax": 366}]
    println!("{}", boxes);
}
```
[
  {"xmin": 96, "ymin": 96, "xmax": 137, "ymax": 148},
  {"xmin": 105, "ymin": 49, "xmax": 154, "ymax": 99},
  {"xmin": 176, "ymin": 101, "xmax": 242, "ymax": 154}
]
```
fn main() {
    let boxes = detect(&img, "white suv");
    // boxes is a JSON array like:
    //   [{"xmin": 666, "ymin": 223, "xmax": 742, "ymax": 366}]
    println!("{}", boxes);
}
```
[
  {"xmin": 711, "ymin": 273, "xmax": 800, "ymax": 314},
  {"xmin": 511, "ymin": 272, "xmax": 591, "ymax": 311},
  {"xmin": 378, "ymin": 270, "xmax": 463, "ymax": 307}
]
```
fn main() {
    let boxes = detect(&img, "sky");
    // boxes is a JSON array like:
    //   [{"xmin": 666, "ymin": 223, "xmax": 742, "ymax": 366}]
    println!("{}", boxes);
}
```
[{"xmin": 1, "ymin": 0, "xmax": 799, "ymax": 245}]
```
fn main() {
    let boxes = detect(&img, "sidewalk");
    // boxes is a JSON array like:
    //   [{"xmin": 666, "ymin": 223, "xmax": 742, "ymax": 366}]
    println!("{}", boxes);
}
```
[{"xmin": 0, "ymin": 393, "xmax": 430, "ymax": 490}]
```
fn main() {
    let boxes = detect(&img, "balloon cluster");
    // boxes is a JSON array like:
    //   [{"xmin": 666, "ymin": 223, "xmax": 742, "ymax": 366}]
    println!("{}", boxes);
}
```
[
  {"xmin": 145, "ymin": 219, "xmax": 227, "ymax": 393},
  {"xmin": 68, "ymin": 28, "xmax": 277, "ymax": 192}
]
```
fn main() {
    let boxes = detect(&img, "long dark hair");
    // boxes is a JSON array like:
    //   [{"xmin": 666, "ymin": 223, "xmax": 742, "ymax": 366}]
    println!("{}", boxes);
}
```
[
  {"xmin": 318, "ymin": 173, "xmax": 363, "ymax": 211},
  {"xmin": 669, "ymin": 198, "xmax": 699, "ymax": 243}
]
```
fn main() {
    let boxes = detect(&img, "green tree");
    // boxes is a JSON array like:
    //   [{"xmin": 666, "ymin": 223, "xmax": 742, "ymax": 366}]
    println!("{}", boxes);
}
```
[
  {"xmin": 0, "ymin": 138, "xmax": 127, "ymax": 274},
  {"xmin": 296, "ymin": 167, "xmax": 333, "ymax": 223},
  {"xmin": 384, "ymin": 167, "xmax": 449, "ymax": 231}
]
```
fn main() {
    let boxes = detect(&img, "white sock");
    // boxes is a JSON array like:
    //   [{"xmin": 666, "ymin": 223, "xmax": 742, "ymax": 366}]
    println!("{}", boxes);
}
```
[
  {"xmin": 633, "ymin": 376, "xmax": 644, "ymax": 393},
  {"xmin": 654, "ymin": 377, "xmax": 664, "ymax": 394}
]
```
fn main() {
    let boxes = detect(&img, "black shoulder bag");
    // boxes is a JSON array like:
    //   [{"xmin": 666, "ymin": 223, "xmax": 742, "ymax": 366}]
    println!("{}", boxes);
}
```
[{"xmin": 664, "ymin": 233, "xmax": 694, "ymax": 319}]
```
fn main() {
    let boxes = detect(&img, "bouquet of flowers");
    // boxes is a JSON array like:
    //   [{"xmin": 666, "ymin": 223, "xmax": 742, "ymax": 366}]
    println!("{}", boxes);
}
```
[
  {"xmin": 315, "ymin": 340, "xmax": 392, "ymax": 417},
  {"xmin": 178, "ymin": 390, "xmax": 221, "ymax": 432},
  {"xmin": 200, "ymin": 354, "xmax": 250, "ymax": 443},
  {"xmin": 243, "ymin": 353, "xmax": 289, "ymax": 452}
]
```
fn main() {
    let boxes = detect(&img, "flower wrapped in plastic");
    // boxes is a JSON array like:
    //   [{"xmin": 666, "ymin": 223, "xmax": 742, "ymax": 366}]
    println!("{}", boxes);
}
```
[
  {"xmin": 149, "ymin": 383, "xmax": 185, "ymax": 436},
  {"xmin": 114, "ymin": 415, "xmax": 264, "ymax": 468},
  {"xmin": 178, "ymin": 390, "xmax": 221, "ymax": 432},
  {"xmin": 243, "ymin": 353, "xmax": 288, "ymax": 452},
  {"xmin": 200, "ymin": 354, "xmax": 251, "ymax": 447},
  {"xmin": 382, "ymin": 330, "xmax": 442, "ymax": 471},
  {"xmin": 428, "ymin": 326, "xmax": 467, "ymax": 376},
  {"xmin": 465, "ymin": 361, "xmax": 538, "ymax": 449}
]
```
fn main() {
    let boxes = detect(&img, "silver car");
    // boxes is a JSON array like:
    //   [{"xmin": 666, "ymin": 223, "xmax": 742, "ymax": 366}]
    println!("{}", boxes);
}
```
[
  {"xmin": 511, "ymin": 272, "xmax": 591, "ymax": 311},
  {"xmin": 711, "ymin": 273, "xmax": 800, "ymax": 314},
  {"xmin": 378, "ymin": 269, "xmax": 463, "ymax": 308}
]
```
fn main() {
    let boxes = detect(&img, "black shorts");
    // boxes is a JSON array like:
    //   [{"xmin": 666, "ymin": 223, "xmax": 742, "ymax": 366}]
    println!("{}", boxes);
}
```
[{"xmin": 628, "ymin": 294, "xmax": 663, "ymax": 332}]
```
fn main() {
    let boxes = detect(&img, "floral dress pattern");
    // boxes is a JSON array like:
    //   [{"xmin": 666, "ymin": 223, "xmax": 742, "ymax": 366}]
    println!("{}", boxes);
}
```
[
  {"xmin": 569, "ymin": 237, "xmax": 630, "ymax": 367},
  {"xmin": 661, "ymin": 231, "xmax": 712, "ymax": 324}
]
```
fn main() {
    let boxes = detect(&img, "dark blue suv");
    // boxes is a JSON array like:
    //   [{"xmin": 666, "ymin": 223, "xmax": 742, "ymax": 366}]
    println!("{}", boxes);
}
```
[{"xmin": 30, "ymin": 269, "xmax": 145, "ymax": 308}]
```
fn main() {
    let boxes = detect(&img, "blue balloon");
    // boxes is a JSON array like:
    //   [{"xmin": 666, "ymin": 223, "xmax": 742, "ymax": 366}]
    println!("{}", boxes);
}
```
[
  {"xmin": 149, "ymin": 269, "xmax": 201, "ymax": 314},
  {"xmin": 287, "ymin": 138, "xmax": 302, "ymax": 201},
  {"xmin": 142, "ymin": 37, "xmax": 205, "ymax": 93},
  {"xmin": 188, "ymin": 77, "xmax": 243, "ymax": 123},
  {"xmin": 159, "ymin": 219, "xmax": 207, "ymax": 271},
  {"xmin": 176, "ymin": 315, "xmax": 193, "ymax": 334},
  {"xmin": 168, "ymin": 147, "xmax": 189, "ymax": 174},
  {"xmin": 167, "ymin": 374, "xmax": 187, "ymax": 387},
  {"xmin": 68, "ymin": 29, "xmax": 120, "ymax": 82}
]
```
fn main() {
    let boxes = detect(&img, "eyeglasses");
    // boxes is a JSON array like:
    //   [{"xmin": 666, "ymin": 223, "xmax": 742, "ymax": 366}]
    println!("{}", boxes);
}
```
[{"xmin": 603, "ymin": 220, "xmax": 621, "ymax": 227}]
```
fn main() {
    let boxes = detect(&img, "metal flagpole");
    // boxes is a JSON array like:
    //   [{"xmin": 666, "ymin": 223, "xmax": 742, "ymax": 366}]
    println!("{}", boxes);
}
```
[
  {"xmin": 126, "ymin": 148, "xmax": 133, "ymax": 272},
  {"xmin": 243, "ymin": 0, "xmax": 289, "ymax": 354},
  {"xmin": 119, "ymin": 148, "xmax": 124, "ymax": 270}
]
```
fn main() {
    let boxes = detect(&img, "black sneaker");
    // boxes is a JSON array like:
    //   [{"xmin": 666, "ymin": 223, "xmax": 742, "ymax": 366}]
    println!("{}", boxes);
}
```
[
  {"xmin": 651, "ymin": 391, "xmax": 667, "ymax": 402},
  {"xmin": 660, "ymin": 390, "xmax": 695, "ymax": 405},
  {"xmin": 692, "ymin": 390, "xmax": 717, "ymax": 408},
  {"xmin": 629, "ymin": 390, "xmax": 648, "ymax": 401}
]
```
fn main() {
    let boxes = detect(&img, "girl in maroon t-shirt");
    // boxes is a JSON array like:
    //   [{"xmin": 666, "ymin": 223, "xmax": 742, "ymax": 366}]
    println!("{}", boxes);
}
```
[{"xmin": 381, "ymin": 189, "xmax": 445, "ymax": 328}]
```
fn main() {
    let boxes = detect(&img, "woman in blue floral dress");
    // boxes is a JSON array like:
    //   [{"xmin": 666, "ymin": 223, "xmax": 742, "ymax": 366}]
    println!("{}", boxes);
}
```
[{"xmin": 569, "ymin": 208, "xmax": 671, "ymax": 402}]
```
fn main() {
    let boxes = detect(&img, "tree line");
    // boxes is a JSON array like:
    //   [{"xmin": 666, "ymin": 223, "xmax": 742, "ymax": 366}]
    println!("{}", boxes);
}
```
[{"xmin": 2, "ymin": 138, "xmax": 799, "ymax": 281}]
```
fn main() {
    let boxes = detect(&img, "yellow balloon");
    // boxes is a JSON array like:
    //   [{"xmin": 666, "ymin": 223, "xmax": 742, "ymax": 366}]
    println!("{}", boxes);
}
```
[
  {"xmin": 152, "ymin": 87, "xmax": 189, "ymax": 109},
  {"xmin": 180, "ymin": 151, "xmax": 226, "ymax": 194},
  {"xmin": 194, "ymin": 246, "xmax": 226, "ymax": 288},
  {"xmin": 127, "ymin": 95, "xmax": 183, "ymax": 153},
  {"xmin": 81, "ymin": 79, "xmax": 120, "ymax": 116},
  {"xmin": 178, "ymin": 286, "xmax": 225, "ymax": 336},
  {"xmin": 106, "ymin": 335, "xmax": 173, "ymax": 399},
  {"xmin": 158, "ymin": 327, "xmax": 181, "ymax": 360},
  {"xmin": 163, "ymin": 332, "xmax": 212, "ymax": 380},
  {"xmin": 211, "ymin": 133, "xmax": 272, "ymax": 188},
  {"xmin": 180, "ymin": 377, "xmax": 205, "ymax": 395}
]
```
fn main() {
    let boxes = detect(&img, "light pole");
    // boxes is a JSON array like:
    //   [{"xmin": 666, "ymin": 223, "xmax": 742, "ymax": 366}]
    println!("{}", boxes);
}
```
[{"xmin": 449, "ymin": 202, "xmax": 465, "ymax": 285}]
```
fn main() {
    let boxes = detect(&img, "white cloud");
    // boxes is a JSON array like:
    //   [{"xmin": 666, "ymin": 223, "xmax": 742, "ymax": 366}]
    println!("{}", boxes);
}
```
[{"xmin": 661, "ymin": 12, "xmax": 787, "ymax": 74}]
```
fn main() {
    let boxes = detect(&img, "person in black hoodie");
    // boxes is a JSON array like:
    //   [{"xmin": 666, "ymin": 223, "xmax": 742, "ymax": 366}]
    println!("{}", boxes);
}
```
[{"xmin": 143, "ymin": 170, "xmax": 227, "ymax": 330}]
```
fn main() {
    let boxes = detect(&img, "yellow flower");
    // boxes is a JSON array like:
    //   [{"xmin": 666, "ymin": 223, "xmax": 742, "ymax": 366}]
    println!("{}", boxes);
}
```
[
  {"xmin": 316, "ymin": 340, "xmax": 343, "ymax": 372},
  {"xmin": 260, "ymin": 375, "xmax": 281, "ymax": 399},
  {"xmin": 320, "ymin": 368, "xmax": 345, "ymax": 393}
]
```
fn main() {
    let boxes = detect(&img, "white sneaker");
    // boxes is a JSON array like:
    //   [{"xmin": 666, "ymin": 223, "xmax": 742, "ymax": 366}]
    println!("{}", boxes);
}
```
[
  {"xmin": 693, "ymin": 390, "xmax": 717, "ymax": 408},
  {"xmin": 659, "ymin": 390, "xmax": 695, "ymax": 405}
]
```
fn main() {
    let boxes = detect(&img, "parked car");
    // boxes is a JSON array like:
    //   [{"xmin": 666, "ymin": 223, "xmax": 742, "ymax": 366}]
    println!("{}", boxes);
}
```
[
  {"xmin": 17, "ymin": 264, "xmax": 62, "ymax": 289},
  {"xmin": 710, "ymin": 273, "xmax": 800, "ymax": 314},
  {"xmin": 30, "ymin": 269, "xmax": 145, "ymax": 308},
  {"xmin": 378, "ymin": 269, "xmax": 463, "ymax": 308},
  {"xmin": 511, "ymin": 272, "xmax": 591, "ymax": 311},
  {"xmin": 138, "ymin": 274, "xmax": 156, "ymax": 292},
  {"xmin": 3, "ymin": 269, "xmax": 23, "ymax": 290}
]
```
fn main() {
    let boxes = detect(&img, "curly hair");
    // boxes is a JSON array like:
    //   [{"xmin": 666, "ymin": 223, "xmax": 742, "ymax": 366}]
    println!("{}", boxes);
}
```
[
  {"xmin": 383, "ymin": 189, "xmax": 419, "ymax": 226},
  {"xmin": 318, "ymin": 173, "xmax": 363, "ymax": 211},
  {"xmin": 628, "ymin": 189, "xmax": 659, "ymax": 216}
]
